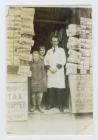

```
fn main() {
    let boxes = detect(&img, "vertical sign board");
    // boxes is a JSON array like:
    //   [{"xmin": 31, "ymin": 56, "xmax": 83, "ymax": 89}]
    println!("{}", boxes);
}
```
[
  {"xmin": 7, "ymin": 75, "xmax": 28, "ymax": 121},
  {"xmin": 69, "ymin": 74, "xmax": 93, "ymax": 113}
]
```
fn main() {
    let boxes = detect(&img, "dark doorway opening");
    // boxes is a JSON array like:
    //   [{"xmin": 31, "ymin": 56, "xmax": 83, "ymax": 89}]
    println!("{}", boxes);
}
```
[{"xmin": 31, "ymin": 7, "xmax": 73, "ymax": 52}]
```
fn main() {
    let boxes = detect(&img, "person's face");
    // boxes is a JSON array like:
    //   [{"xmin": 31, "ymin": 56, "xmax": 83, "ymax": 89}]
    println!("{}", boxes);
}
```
[
  {"xmin": 33, "ymin": 53, "xmax": 39, "ymax": 62},
  {"xmin": 51, "ymin": 38, "xmax": 59, "ymax": 47},
  {"xmin": 39, "ymin": 48, "xmax": 45, "ymax": 56}
]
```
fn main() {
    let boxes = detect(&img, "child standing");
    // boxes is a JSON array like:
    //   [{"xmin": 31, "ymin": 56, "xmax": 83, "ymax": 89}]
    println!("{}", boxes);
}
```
[{"xmin": 30, "ymin": 51, "xmax": 45, "ymax": 113}]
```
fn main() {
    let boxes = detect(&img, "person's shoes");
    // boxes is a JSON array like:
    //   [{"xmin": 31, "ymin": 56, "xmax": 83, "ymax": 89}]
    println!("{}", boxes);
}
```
[
  {"xmin": 31, "ymin": 106, "xmax": 36, "ymax": 112},
  {"xmin": 60, "ymin": 108, "xmax": 64, "ymax": 113},
  {"xmin": 45, "ymin": 105, "xmax": 54, "ymax": 110},
  {"xmin": 38, "ymin": 106, "xmax": 44, "ymax": 113},
  {"xmin": 64, "ymin": 109, "xmax": 70, "ymax": 113},
  {"xmin": 59, "ymin": 106, "xmax": 64, "ymax": 113}
]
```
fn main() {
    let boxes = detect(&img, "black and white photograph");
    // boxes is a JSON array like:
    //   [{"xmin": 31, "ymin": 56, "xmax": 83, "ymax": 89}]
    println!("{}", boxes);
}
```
[{"xmin": 6, "ymin": 5, "xmax": 93, "ymax": 135}]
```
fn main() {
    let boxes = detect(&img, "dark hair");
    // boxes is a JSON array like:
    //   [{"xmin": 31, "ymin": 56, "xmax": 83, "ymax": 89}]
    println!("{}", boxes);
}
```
[
  {"xmin": 51, "ymin": 36, "xmax": 59, "ymax": 42},
  {"xmin": 39, "ymin": 46, "xmax": 45, "ymax": 50},
  {"xmin": 32, "ymin": 50, "xmax": 39, "ymax": 55}
]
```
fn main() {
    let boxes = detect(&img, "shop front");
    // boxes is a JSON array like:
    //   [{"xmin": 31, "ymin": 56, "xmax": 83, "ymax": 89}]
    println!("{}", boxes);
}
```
[{"xmin": 7, "ymin": 6, "xmax": 93, "ymax": 122}]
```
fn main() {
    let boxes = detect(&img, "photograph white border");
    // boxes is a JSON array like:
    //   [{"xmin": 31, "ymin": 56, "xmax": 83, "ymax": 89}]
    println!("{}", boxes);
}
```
[{"xmin": 0, "ymin": 0, "xmax": 98, "ymax": 140}]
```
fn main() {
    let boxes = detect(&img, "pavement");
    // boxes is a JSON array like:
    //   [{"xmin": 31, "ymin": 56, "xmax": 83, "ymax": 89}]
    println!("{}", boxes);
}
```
[{"xmin": 7, "ymin": 108, "xmax": 93, "ymax": 135}]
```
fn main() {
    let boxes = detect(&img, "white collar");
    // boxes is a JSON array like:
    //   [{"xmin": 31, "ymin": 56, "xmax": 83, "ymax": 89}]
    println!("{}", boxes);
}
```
[{"xmin": 52, "ymin": 46, "xmax": 58, "ymax": 50}]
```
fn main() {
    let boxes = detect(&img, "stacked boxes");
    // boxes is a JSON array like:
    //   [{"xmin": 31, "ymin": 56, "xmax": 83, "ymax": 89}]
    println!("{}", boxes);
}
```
[
  {"xmin": 67, "ymin": 18, "xmax": 93, "ymax": 113},
  {"xmin": 18, "ymin": 8, "xmax": 35, "ymax": 76},
  {"xmin": 66, "ymin": 25, "xmax": 81, "ymax": 75},
  {"xmin": 79, "ymin": 17, "xmax": 92, "ymax": 74},
  {"xmin": 66, "ymin": 24, "xmax": 80, "ymax": 37},
  {"xmin": 66, "ymin": 17, "xmax": 92, "ymax": 75},
  {"xmin": 67, "ymin": 37, "xmax": 81, "ymax": 50},
  {"xmin": 7, "ymin": 7, "xmax": 21, "ymax": 66},
  {"xmin": 18, "ymin": 65, "xmax": 31, "ymax": 76},
  {"xmin": 7, "ymin": 7, "xmax": 35, "ymax": 76},
  {"xmin": 80, "ymin": 17, "xmax": 92, "ymax": 39},
  {"xmin": 19, "ymin": 7, "xmax": 35, "ymax": 62}
]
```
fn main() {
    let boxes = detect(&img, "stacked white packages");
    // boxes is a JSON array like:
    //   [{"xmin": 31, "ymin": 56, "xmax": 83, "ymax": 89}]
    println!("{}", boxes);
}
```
[
  {"xmin": 7, "ymin": 7, "xmax": 21, "ymax": 65},
  {"xmin": 7, "ymin": 7, "xmax": 35, "ymax": 76},
  {"xmin": 67, "ymin": 49, "xmax": 82, "ymax": 64},
  {"xmin": 79, "ymin": 17, "xmax": 92, "ymax": 74},
  {"xmin": 18, "ymin": 7, "xmax": 35, "ymax": 76},
  {"xmin": 66, "ymin": 63, "xmax": 78, "ymax": 75},
  {"xmin": 67, "ymin": 37, "xmax": 81, "ymax": 50},
  {"xmin": 17, "ymin": 65, "xmax": 32, "ymax": 76},
  {"xmin": 66, "ymin": 17, "xmax": 92, "ymax": 75},
  {"xmin": 66, "ymin": 24, "xmax": 81, "ymax": 37},
  {"xmin": 66, "ymin": 25, "xmax": 81, "ymax": 74},
  {"xmin": 18, "ymin": 7, "xmax": 35, "ymax": 61}
]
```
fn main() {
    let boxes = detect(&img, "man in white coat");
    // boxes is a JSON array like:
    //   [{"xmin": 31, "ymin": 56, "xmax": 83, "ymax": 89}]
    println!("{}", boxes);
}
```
[{"xmin": 44, "ymin": 36, "xmax": 66, "ymax": 112}]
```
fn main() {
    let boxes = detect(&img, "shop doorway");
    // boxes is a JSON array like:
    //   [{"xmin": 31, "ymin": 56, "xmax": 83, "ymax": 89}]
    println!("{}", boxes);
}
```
[
  {"xmin": 29, "ymin": 7, "xmax": 73, "ymax": 111},
  {"xmin": 29, "ymin": 7, "xmax": 92, "ymax": 111},
  {"xmin": 31, "ymin": 7, "xmax": 73, "ymax": 51}
]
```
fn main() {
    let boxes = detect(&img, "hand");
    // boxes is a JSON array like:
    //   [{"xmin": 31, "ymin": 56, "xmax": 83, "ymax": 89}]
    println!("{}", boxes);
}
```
[
  {"xmin": 56, "ymin": 64, "xmax": 62, "ymax": 69},
  {"xmin": 45, "ymin": 65, "xmax": 50, "ymax": 70},
  {"xmin": 49, "ymin": 67, "xmax": 57, "ymax": 73}
]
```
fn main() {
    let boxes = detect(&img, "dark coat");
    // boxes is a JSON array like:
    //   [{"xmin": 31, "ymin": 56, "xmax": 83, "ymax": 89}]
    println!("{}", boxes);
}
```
[{"xmin": 30, "ymin": 60, "xmax": 47, "ymax": 93}]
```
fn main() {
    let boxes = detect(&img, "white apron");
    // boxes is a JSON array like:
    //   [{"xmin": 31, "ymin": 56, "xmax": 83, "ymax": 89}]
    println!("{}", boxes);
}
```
[{"xmin": 44, "ymin": 47, "xmax": 66, "ymax": 88}]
